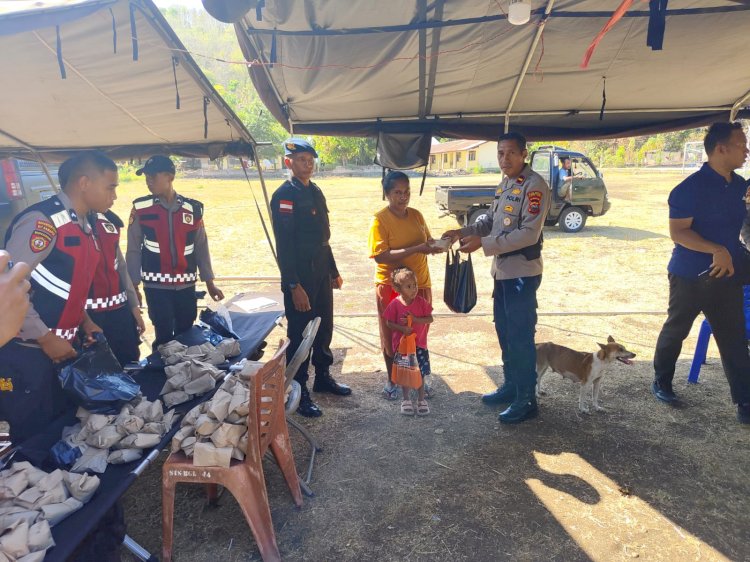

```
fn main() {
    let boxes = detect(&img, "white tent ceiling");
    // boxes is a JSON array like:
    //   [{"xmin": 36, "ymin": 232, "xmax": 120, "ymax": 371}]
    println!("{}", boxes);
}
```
[
  {"xmin": 0, "ymin": 0, "xmax": 256, "ymax": 161},
  {"xmin": 224, "ymin": 0, "xmax": 750, "ymax": 140}
]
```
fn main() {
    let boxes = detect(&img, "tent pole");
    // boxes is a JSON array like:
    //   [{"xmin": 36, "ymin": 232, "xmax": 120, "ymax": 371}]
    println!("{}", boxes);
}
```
[
  {"xmin": 730, "ymin": 88, "xmax": 750, "ymax": 121},
  {"xmin": 503, "ymin": 0, "xmax": 557, "ymax": 133},
  {"xmin": 253, "ymin": 145, "xmax": 273, "ymax": 219},
  {"xmin": 0, "ymin": 127, "xmax": 59, "ymax": 191}
]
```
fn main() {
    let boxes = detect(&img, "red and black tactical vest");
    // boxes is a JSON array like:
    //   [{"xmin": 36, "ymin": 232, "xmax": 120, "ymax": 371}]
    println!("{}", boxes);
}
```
[
  {"xmin": 133, "ymin": 194, "xmax": 203, "ymax": 285},
  {"xmin": 87, "ymin": 210, "xmax": 127, "ymax": 311},
  {"xmin": 5, "ymin": 196, "xmax": 100, "ymax": 341}
]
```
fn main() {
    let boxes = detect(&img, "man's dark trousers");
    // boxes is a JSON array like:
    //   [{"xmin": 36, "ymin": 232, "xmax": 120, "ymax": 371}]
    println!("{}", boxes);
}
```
[
  {"xmin": 144, "ymin": 286, "xmax": 198, "ymax": 348},
  {"xmin": 654, "ymin": 274, "xmax": 750, "ymax": 403},
  {"xmin": 284, "ymin": 272, "xmax": 334, "ymax": 387},
  {"xmin": 0, "ymin": 341, "xmax": 73, "ymax": 442},
  {"xmin": 89, "ymin": 305, "xmax": 141, "ymax": 365},
  {"xmin": 494, "ymin": 275, "xmax": 542, "ymax": 390}
]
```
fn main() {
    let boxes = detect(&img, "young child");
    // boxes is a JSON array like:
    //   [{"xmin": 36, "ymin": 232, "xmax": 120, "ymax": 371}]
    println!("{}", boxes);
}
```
[{"xmin": 383, "ymin": 266, "xmax": 434, "ymax": 415}]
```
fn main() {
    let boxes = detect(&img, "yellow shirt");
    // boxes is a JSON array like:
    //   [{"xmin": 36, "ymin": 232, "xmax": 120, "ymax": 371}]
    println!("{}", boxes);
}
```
[{"xmin": 368, "ymin": 206, "xmax": 432, "ymax": 287}]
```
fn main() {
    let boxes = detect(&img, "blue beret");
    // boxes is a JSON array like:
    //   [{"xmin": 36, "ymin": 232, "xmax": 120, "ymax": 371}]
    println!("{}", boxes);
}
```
[{"xmin": 283, "ymin": 139, "xmax": 318, "ymax": 158}]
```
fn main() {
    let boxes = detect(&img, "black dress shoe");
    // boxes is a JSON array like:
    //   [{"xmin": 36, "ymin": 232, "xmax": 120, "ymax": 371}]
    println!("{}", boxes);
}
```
[
  {"xmin": 481, "ymin": 383, "xmax": 516, "ymax": 405},
  {"xmin": 313, "ymin": 373, "xmax": 352, "ymax": 396},
  {"xmin": 651, "ymin": 380, "xmax": 677, "ymax": 404},
  {"xmin": 297, "ymin": 387, "xmax": 322, "ymax": 417},
  {"xmin": 738, "ymin": 402, "xmax": 750, "ymax": 424},
  {"xmin": 498, "ymin": 387, "xmax": 538, "ymax": 424}
]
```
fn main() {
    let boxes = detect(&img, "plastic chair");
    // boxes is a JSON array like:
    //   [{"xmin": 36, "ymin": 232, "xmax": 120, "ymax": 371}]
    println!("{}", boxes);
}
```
[
  {"xmin": 688, "ymin": 286, "xmax": 750, "ymax": 383},
  {"xmin": 162, "ymin": 338, "xmax": 302, "ymax": 562},
  {"xmin": 283, "ymin": 317, "xmax": 323, "ymax": 495}
]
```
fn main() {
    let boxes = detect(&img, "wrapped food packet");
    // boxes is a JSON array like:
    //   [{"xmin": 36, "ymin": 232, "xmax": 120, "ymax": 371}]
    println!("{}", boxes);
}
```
[
  {"xmin": 207, "ymin": 389, "xmax": 232, "ymax": 422},
  {"xmin": 0, "ymin": 519, "xmax": 29, "ymax": 559},
  {"xmin": 28, "ymin": 519, "xmax": 54, "ymax": 553},
  {"xmin": 209, "ymin": 423, "xmax": 245, "ymax": 449},
  {"xmin": 171, "ymin": 426, "xmax": 195, "ymax": 453},
  {"xmin": 228, "ymin": 385, "xmax": 250, "ymax": 417},
  {"xmin": 86, "ymin": 425, "xmax": 123, "ymax": 449},
  {"xmin": 180, "ymin": 436, "xmax": 196, "ymax": 457},
  {"xmin": 83, "ymin": 414, "xmax": 113, "ymax": 434},
  {"xmin": 194, "ymin": 415, "xmax": 219, "ymax": 437},
  {"xmin": 63, "ymin": 472, "xmax": 100, "ymax": 503},
  {"xmin": 40, "ymin": 497, "xmax": 83, "ymax": 526},
  {"xmin": 216, "ymin": 338, "xmax": 241, "ymax": 359},
  {"xmin": 71, "ymin": 447, "xmax": 108, "ymax": 474},
  {"xmin": 0, "ymin": 471, "xmax": 28, "ymax": 499},
  {"xmin": 193, "ymin": 442, "xmax": 232, "ymax": 468},
  {"xmin": 117, "ymin": 433, "xmax": 160, "ymax": 449},
  {"xmin": 0, "ymin": 509, "xmax": 39, "ymax": 531},
  {"xmin": 107, "ymin": 449, "xmax": 143, "ymax": 464},
  {"xmin": 114, "ymin": 414, "xmax": 144, "ymax": 436},
  {"xmin": 183, "ymin": 373, "xmax": 216, "ymax": 395},
  {"xmin": 163, "ymin": 390, "xmax": 191, "ymax": 409}
]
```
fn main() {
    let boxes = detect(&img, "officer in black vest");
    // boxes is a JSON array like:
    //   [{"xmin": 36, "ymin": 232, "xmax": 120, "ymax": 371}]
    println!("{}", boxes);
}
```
[
  {"xmin": 0, "ymin": 151, "xmax": 116, "ymax": 441},
  {"xmin": 271, "ymin": 139, "xmax": 351, "ymax": 417}
]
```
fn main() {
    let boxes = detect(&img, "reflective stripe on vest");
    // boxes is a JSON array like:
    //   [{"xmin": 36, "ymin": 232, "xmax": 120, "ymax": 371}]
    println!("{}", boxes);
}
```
[
  {"xmin": 86, "ymin": 291, "xmax": 127, "ymax": 310},
  {"xmin": 54, "ymin": 327, "xmax": 79, "ymax": 342},
  {"xmin": 141, "ymin": 270, "xmax": 197, "ymax": 283}
]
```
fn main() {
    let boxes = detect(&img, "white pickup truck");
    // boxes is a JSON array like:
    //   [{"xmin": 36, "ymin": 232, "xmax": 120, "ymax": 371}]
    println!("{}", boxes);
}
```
[{"xmin": 0, "ymin": 159, "xmax": 59, "ymax": 242}]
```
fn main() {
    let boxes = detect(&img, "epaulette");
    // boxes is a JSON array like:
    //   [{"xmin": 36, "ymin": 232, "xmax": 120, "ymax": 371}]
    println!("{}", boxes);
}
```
[
  {"xmin": 133, "ymin": 194, "xmax": 156, "ymax": 210},
  {"xmin": 104, "ymin": 210, "xmax": 124, "ymax": 229},
  {"xmin": 181, "ymin": 197, "xmax": 204, "ymax": 219}
]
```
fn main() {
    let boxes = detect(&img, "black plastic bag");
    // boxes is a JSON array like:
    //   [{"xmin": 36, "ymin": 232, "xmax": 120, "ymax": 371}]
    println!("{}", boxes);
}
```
[
  {"xmin": 199, "ymin": 308, "xmax": 240, "ymax": 340},
  {"xmin": 443, "ymin": 249, "xmax": 477, "ymax": 313},
  {"xmin": 58, "ymin": 335, "xmax": 140, "ymax": 414}
]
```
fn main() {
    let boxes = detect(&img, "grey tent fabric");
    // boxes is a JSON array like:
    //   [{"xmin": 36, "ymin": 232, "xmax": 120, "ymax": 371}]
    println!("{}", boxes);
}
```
[
  {"xmin": 0, "ymin": 0, "xmax": 256, "ymax": 161},
  {"xmin": 226, "ymin": 0, "xmax": 750, "ymax": 140},
  {"xmin": 374, "ymin": 133, "xmax": 432, "ymax": 170}
]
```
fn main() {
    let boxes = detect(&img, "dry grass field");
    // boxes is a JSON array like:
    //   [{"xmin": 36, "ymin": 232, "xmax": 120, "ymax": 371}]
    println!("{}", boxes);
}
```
[{"xmin": 116, "ymin": 169, "xmax": 750, "ymax": 561}]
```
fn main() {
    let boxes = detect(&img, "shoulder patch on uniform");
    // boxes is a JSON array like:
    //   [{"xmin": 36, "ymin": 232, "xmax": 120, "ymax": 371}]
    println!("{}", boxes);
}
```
[
  {"xmin": 183, "ymin": 213, "xmax": 194, "ymax": 225},
  {"xmin": 101, "ymin": 221, "xmax": 117, "ymax": 234},
  {"xmin": 279, "ymin": 199, "xmax": 294, "ymax": 214},
  {"xmin": 30, "ymin": 219, "xmax": 55, "ymax": 253},
  {"xmin": 527, "ymin": 191, "xmax": 542, "ymax": 215}
]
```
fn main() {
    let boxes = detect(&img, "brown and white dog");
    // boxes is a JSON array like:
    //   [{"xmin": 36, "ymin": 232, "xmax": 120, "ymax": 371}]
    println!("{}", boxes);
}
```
[{"xmin": 535, "ymin": 336, "xmax": 636, "ymax": 413}]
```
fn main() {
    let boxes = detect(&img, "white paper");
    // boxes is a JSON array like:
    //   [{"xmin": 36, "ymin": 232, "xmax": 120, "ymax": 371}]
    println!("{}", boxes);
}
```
[{"xmin": 231, "ymin": 296, "xmax": 277, "ymax": 313}]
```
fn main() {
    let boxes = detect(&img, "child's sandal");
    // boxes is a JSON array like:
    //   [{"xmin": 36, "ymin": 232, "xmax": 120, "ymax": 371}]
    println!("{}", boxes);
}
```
[
  {"xmin": 400, "ymin": 400, "xmax": 414, "ymax": 416},
  {"xmin": 416, "ymin": 400, "xmax": 430, "ymax": 416}
]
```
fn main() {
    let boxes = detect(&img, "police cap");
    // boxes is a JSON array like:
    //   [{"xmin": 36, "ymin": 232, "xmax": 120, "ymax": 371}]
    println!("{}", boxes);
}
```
[
  {"xmin": 283, "ymin": 139, "xmax": 318, "ymax": 158},
  {"xmin": 136, "ymin": 155, "xmax": 176, "ymax": 176}
]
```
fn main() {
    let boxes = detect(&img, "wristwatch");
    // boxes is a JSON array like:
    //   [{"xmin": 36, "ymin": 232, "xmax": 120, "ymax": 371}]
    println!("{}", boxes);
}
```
[{"xmin": 288, "ymin": 283, "xmax": 298, "ymax": 290}]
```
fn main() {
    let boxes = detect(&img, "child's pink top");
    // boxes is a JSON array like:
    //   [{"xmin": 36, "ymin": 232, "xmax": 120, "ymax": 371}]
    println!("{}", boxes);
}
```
[{"xmin": 383, "ymin": 295, "xmax": 433, "ymax": 353}]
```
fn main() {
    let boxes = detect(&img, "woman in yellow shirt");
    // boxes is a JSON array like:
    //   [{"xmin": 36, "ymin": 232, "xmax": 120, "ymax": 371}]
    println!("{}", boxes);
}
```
[{"xmin": 368, "ymin": 171, "xmax": 440, "ymax": 399}]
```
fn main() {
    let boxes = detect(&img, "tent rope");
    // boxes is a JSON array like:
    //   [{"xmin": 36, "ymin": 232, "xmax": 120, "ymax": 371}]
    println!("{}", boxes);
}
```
[{"xmin": 240, "ymin": 157, "xmax": 278, "ymax": 266}]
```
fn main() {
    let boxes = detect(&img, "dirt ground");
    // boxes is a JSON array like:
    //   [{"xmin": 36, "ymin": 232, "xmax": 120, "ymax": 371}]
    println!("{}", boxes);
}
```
[{"xmin": 115, "ymin": 170, "xmax": 750, "ymax": 561}]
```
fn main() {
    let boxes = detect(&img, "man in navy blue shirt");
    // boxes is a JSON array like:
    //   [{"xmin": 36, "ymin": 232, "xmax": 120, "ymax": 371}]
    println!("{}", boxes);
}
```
[{"xmin": 653, "ymin": 122, "xmax": 750, "ymax": 424}]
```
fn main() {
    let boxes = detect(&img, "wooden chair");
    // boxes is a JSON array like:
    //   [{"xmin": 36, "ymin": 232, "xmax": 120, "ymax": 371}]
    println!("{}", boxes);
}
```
[{"xmin": 162, "ymin": 338, "xmax": 302, "ymax": 562}]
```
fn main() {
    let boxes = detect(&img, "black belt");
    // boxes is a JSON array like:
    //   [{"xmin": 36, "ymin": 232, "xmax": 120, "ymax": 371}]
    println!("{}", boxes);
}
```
[{"xmin": 498, "ymin": 233, "xmax": 543, "ymax": 260}]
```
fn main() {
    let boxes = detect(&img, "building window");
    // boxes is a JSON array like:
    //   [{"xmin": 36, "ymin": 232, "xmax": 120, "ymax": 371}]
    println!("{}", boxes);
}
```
[
  {"xmin": 443, "ymin": 154, "xmax": 448, "ymax": 163},
  {"xmin": 468, "ymin": 151, "xmax": 476, "ymax": 161},
  {"xmin": 430, "ymin": 155, "xmax": 436, "ymax": 165},
  {"xmin": 456, "ymin": 152, "xmax": 462, "ymax": 162}
]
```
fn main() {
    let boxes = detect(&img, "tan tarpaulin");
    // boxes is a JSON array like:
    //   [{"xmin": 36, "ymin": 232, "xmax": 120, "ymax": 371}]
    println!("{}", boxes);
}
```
[
  {"xmin": 227, "ymin": 0, "xmax": 750, "ymax": 140},
  {"xmin": 0, "ymin": 0, "xmax": 256, "ymax": 161}
]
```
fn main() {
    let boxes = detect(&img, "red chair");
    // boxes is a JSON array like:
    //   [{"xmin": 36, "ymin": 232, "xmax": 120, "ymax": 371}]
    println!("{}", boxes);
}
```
[{"xmin": 162, "ymin": 338, "xmax": 302, "ymax": 562}]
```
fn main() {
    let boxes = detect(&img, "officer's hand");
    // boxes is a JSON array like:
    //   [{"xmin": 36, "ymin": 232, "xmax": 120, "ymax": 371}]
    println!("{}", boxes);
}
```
[
  {"xmin": 38, "ymin": 331, "xmax": 77, "ymax": 362},
  {"xmin": 206, "ymin": 279, "xmax": 225, "ymax": 301},
  {"xmin": 292, "ymin": 285, "xmax": 311, "ymax": 312},
  {"xmin": 132, "ymin": 307, "xmax": 146, "ymax": 335},
  {"xmin": 331, "ymin": 275, "xmax": 343, "ymax": 290},
  {"xmin": 135, "ymin": 286, "xmax": 143, "ymax": 307},
  {"xmin": 420, "ymin": 241, "xmax": 443, "ymax": 255},
  {"xmin": 81, "ymin": 317, "xmax": 103, "ymax": 346},
  {"xmin": 710, "ymin": 246, "xmax": 734, "ymax": 278},
  {"xmin": 441, "ymin": 229, "xmax": 462, "ymax": 244},
  {"xmin": 0, "ymin": 252, "xmax": 31, "ymax": 346},
  {"xmin": 458, "ymin": 235, "xmax": 482, "ymax": 253}
]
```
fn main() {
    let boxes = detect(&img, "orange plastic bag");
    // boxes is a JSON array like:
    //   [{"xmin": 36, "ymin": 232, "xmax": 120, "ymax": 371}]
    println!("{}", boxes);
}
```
[{"xmin": 391, "ymin": 316, "xmax": 422, "ymax": 389}]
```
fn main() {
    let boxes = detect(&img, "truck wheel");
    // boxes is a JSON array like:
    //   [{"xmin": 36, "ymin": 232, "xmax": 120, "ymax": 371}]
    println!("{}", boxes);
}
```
[
  {"xmin": 468, "ymin": 207, "xmax": 490, "ymax": 226},
  {"xmin": 558, "ymin": 206, "xmax": 587, "ymax": 233}
]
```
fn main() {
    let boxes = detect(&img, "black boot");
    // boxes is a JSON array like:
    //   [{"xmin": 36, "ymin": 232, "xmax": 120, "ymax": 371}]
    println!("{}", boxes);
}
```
[
  {"xmin": 481, "ymin": 382, "xmax": 516, "ymax": 405},
  {"xmin": 313, "ymin": 372, "xmax": 352, "ymax": 396},
  {"xmin": 498, "ymin": 386, "xmax": 538, "ymax": 424},
  {"xmin": 297, "ymin": 386, "xmax": 323, "ymax": 418}
]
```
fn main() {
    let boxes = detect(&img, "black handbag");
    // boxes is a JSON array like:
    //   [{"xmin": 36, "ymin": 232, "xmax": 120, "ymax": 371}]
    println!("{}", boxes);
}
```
[{"xmin": 443, "ymin": 249, "xmax": 477, "ymax": 313}]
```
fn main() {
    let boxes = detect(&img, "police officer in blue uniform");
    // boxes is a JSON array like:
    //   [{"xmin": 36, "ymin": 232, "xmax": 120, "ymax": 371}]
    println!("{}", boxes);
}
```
[
  {"xmin": 444, "ymin": 132, "xmax": 550, "ymax": 424},
  {"xmin": 270, "ymin": 139, "xmax": 351, "ymax": 418}
]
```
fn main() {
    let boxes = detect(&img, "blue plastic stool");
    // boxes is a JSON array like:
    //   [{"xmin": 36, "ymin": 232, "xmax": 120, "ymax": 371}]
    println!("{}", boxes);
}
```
[{"xmin": 688, "ymin": 286, "xmax": 750, "ymax": 383}]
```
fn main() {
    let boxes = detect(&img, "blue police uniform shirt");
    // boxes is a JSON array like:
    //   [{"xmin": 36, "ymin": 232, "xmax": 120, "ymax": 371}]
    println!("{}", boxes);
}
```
[{"xmin": 667, "ymin": 163, "xmax": 747, "ymax": 278}]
